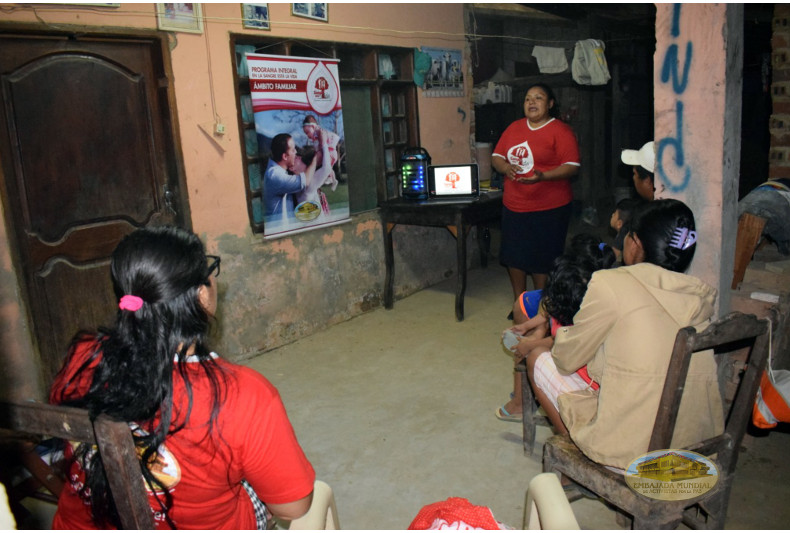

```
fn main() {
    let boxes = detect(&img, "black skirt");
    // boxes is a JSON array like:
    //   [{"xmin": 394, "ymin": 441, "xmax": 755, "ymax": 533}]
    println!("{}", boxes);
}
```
[{"xmin": 499, "ymin": 203, "xmax": 572, "ymax": 274}]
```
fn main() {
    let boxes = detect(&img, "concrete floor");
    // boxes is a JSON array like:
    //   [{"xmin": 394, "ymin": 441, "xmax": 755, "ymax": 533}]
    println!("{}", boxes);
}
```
[{"xmin": 247, "ymin": 263, "xmax": 790, "ymax": 530}]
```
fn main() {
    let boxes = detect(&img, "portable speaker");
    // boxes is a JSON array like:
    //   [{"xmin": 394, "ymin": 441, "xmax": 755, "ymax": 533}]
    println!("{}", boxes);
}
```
[{"xmin": 400, "ymin": 147, "xmax": 431, "ymax": 200}]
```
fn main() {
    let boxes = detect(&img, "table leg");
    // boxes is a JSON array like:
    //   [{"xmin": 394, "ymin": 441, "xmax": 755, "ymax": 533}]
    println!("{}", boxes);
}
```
[
  {"xmin": 455, "ymin": 213, "xmax": 467, "ymax": 321},
  {"xmin": 477, "ymin": 224, "xmax": 491, "ymax": 268},
  {"xmin": 384, "ymin": 222, "xmax": 395, "ymax": 309}
]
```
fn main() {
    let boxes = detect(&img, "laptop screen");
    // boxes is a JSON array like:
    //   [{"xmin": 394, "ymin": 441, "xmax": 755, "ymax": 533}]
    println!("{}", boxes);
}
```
[{"xmin": 428, "ymin": 164, "xmax": 479, "ymax": 199}]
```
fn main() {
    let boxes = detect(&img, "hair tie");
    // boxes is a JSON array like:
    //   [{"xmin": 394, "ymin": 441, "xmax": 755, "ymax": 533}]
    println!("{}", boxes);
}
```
[
  {"xmin": 598, "ymin": 242, "xmax": 606, "ymax": 251},
  {"xmin": 119, "ymin": 294, "xmax": 144, "ymax": 312},
  {"xmin": 669, "ymin": 227, "xmax": 697, "ymax": 250}
]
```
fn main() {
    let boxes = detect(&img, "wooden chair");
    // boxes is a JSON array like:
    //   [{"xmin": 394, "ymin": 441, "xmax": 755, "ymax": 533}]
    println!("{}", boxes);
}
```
[
  {"xmin": 515, "ymin": 359, "xmax": 550, "ymax": 457},
  {"xmin": 0, "ymin": 400, "xmax": 154, "ymax": 529},
  {"xmin": 731, "ymin": 212, "xmax": 767, "ymax": 290},
  {"xmin": 542, "ymin": 312, "xmax": 771, "ymax": 529}
]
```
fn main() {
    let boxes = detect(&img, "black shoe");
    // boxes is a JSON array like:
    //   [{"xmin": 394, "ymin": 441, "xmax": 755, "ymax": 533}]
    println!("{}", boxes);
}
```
[{"xmin": 507, "ymin": 311, "xmax": 514, "ymax": 321}]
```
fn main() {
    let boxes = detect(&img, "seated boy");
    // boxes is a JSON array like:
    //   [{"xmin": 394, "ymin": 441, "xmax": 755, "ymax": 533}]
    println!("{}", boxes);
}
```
[{"xmin": 609, "ymin": 198, "xmax": 641, "ymax": 263}]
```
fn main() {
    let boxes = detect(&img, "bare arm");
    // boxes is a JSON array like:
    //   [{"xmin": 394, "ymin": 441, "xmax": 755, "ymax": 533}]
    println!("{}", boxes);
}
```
[
  {"xmin": 492, "ymin": 154, "xmax": 519, "ymax": 180},
  {"xmin": 300, "ymin": 154, "xmax": 318, "ymax": 192},
  {"xmin": 520, "ymin": 162, "xmax": 579, "ymax": 184},
  {"xmin": 515, "ymin": 333, "xmax": 554, "ymax": 359},
  {"xmin": 267, "ymin": 491, "xmax": 314, "ymax": 522},
  {"xmin": 510, "ymin": 313, "xmax": 548, "ymax": 337}
]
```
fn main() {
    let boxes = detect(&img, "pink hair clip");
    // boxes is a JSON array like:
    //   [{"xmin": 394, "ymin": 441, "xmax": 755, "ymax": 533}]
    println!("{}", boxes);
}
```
[
  {"xmin": 669, "ymin": 227, "xmax": 697, "ymax": 250},
  {"xmin": 119, "ymin": 294, "xmax": 144, "ymax": 312}
]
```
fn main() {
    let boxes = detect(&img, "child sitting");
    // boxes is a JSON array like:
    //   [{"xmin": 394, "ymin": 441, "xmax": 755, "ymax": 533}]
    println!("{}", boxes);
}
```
[
  {"xmin": 609, "ymin": 198, "xmax": 641, "ymax": 263},
  {"xmin": 496, "ymin": 236, "xmax": 615, "ymax": 422}
]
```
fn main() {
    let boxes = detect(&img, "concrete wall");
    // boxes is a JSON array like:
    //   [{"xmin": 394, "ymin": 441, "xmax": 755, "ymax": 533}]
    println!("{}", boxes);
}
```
[
  {"xmin": 0, "ymin": 3, "xmax": 476, "ymax": 397},
  {"xmin": 653, "ymin": 3, "xmax": 742, "ymax": 315}
]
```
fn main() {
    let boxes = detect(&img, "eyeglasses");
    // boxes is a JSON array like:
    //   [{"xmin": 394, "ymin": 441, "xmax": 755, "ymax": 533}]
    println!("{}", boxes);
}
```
[{"xmin": 206, "ymin": 255, "xmax": 221, "ymax": 278}]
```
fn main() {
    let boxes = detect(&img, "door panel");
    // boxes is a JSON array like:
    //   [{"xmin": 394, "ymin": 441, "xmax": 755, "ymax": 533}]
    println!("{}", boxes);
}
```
[{"xmin": 0, "ymin": 31, "xmax": 187, "ymax": 387}]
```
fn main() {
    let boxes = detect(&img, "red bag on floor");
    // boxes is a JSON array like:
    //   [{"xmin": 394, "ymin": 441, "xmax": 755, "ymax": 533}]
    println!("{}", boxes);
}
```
[{"xmin": 408, "ymin": 497, "xmax": 509, "ymax": 530}]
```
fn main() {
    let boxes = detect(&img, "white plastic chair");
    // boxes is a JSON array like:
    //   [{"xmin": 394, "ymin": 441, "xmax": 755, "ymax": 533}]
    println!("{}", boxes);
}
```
[
  {"xmin": 1, "ymin": 482, "xmax": 16, "ymax": 530},
  {"xmin": 524, "ymin": 473, "xmax": 579, "ymax": 530},
  {"xmin": 288, "ymin": 480, "xmax": 340, "ymax": 530}
]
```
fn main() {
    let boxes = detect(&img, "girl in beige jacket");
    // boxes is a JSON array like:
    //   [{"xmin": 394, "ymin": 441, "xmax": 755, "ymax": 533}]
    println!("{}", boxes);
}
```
[{"xmin": 528, "ymin": 199, "xmax": 723, "ymax": 470}]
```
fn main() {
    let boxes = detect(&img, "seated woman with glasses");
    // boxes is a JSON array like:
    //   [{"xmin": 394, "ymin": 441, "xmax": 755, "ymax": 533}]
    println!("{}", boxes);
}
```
[{"xmin": 49, "ymin": 225, "xmax": 315, "ymax": 529}]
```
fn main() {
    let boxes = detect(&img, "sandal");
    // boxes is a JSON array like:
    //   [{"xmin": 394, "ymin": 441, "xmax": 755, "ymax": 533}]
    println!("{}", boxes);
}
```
[{"xmin": 495, "ymin": 405, "xmax": 522, "ymax": 422}]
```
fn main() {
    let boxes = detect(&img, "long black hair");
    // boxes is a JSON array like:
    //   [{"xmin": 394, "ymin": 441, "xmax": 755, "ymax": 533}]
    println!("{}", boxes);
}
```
[
  {"xmin": 51, "ymin": 225, "xmax": 225, "ymax": 528},
  {"xmin": 630, "ymin": 199, "xmax": 697, "ymax": 272}
]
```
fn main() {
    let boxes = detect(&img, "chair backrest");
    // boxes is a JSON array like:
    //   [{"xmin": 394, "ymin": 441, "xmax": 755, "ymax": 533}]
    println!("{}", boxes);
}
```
[
  {"xmin": 288, "ymin": 480, "xmax": 340, "ymax": 530},
  {"xmin": 649, "ymin": 311, "xmax": 771, "ymax": 475},
  {"xmin": 0, "ymin": 400, "xmax": 154, "ymax": 529}
]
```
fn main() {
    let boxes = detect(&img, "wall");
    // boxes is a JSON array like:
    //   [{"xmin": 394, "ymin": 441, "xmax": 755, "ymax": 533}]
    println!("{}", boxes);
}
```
[
  {"xmin": 653, "ymin": 3, "xmax": 742, "ymax": 315},
  {"xmin": 770, "ymin": 4, "xmax": 790, "ymax": 180},
  {"xmin": 0, "ymin": 3, "xmax": 476, "ymax": 395}
]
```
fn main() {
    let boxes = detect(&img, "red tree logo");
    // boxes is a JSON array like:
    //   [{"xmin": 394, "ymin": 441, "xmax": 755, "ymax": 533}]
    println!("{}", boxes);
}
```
[
  {"xmin": 445, "ymin": 172, "xmax": 460, "ymax": 188},
  {"xmin": 314, "ymin": 77, "xmax": 329, "ymax": 99}
]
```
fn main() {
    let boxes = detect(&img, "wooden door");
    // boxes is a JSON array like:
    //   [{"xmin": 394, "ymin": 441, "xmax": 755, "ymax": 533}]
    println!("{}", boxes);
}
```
[{"xmin": 0, "ymin": 29, "xmax": 188, "ymax": 387}]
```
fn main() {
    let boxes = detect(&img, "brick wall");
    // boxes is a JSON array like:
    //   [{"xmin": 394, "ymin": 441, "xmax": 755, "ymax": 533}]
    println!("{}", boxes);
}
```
[{"xmin": 771, "ymin": 5, "xmax": 790, "ymax": 178}]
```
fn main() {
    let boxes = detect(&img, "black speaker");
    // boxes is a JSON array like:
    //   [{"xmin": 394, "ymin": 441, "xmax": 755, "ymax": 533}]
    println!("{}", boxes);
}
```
[{"xmin": 400, "ymin": 147, "xmax": 431, "ymax": 200}]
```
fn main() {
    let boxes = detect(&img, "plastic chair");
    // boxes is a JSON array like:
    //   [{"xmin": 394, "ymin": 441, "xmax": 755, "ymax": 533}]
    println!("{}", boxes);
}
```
[
  {"xmin": 523, "ymin": 473, "xmax": 579, "ymax": 530},
  {"xmin": 288, "ymin": 480, "xmax": 340, "ymax": 530},
  {"xmin": 0, "ymin": 481, "xmax": 15, "ymax": 530},
  {"xmin": 0, "ymin": 400, "xmax": 154, "ymax": 529},
  {"xmin": 542, "ymin": 312, "xmax": 771, "ymax": 529}
]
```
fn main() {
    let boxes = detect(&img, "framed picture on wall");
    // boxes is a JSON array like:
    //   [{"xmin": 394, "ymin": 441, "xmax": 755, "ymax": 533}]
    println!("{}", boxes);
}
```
[
  {"xmin": 242, "ymin": 3, "xmax": 270, "ymax": 30},
  {"xmin": 291, "ymin": 3, "xmax": 328, "ymax": 22},
  {"xmin": 156, "ymin": 3, "xmax": 203, "ymax": 33}
]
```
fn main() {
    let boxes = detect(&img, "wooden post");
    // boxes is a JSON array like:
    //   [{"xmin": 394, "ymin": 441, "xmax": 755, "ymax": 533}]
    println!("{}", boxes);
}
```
[{"xmin": 731, "ymin": 213, "xmax": 766, "ymax": 290}]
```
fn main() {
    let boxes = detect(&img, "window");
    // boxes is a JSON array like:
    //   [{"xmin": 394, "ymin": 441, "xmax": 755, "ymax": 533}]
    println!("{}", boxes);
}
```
[{"xmin": 231, "ymin": 37, "xmax": 419, "ymax": 234}]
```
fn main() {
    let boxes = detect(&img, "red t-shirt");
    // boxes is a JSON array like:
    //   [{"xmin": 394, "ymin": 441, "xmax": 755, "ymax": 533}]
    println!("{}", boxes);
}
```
[
  {"xmin": 50, "ymin": 341, "xmax": 315, "ymax": 530},
  {"xmin": 493, "ymin": 118, "xmax": 580, "ymax": 212}
]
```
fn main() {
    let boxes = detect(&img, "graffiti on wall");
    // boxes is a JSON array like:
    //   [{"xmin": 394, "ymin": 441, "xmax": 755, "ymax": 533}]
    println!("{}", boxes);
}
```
[{"xmin": 657, "ymin": 3, "xmax": 693, "ymax": 193}]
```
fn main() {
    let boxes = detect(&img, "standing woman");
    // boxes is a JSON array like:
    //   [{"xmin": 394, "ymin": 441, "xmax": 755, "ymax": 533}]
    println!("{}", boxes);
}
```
[
  {"xmin": 492, "ymin": 83, "xmax": 581, "ymax": 308},
  {"xmin": 49, "ymin": 226, "xmax": 315, "ymax": 529}
]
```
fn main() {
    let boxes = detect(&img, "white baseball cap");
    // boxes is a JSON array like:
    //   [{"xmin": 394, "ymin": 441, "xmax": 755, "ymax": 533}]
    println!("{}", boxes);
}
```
[{"xmin": 621, "ymin": 141, "xmax": 655, "ymax": 173}]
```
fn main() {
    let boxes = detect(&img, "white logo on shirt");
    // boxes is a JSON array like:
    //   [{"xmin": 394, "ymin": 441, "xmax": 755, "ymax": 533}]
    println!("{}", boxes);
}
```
[{"xmin": 507, "ymin": 141, "xmax": 534, "ymax": 175}]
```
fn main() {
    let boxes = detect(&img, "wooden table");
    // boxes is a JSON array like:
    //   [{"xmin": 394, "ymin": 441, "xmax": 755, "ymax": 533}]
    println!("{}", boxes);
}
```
[{"xmin": 380, "ymin": 191, "xmax": 503, "ymax": 321}]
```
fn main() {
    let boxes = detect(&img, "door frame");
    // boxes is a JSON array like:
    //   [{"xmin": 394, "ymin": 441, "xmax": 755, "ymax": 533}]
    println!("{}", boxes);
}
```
[{"xmin": 0, "ymin": 22, "xmax": 192, "ymax": 397}]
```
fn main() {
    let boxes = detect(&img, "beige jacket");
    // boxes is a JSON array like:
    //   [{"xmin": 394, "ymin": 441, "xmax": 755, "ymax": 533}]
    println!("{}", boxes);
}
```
[{"xmin": 552, "ymin": 262, "xmax": 723, "ymax": 469}]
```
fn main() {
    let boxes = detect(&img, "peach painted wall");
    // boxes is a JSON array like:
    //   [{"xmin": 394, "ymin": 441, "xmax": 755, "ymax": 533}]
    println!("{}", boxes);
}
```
[
  {"xmin": 653, "ymin": 3, "xmax": 742, "ymax": 315},
  {"xmin": 0, "ymin": 3, "xmax": 476, "ymax": 387}
]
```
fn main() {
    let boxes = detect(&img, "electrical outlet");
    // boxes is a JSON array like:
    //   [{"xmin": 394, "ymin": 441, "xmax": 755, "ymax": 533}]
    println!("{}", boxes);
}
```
[{"xmin": 215, "ymin": 123, "xmax": 225, "ymax": 135}]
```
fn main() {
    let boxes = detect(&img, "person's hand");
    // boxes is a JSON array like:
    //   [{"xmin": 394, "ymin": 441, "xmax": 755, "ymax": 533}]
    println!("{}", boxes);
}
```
[
  {"xmin": 501, "ymin": 164, "xmax": 518, "ymax": 181},
  {"xmin": 510, "ymin": 323, "xmax": 528, "ymax": 336},
  {"xmin": 514, "ymin": 337, "xmax": 535, "ymax": 357},
  {"xmin": 517, "ymin": 169, "xmax": 543, "ymax": 184}
]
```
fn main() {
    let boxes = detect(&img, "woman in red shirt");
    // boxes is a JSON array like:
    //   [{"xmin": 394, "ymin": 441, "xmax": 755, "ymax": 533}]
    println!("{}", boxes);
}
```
[
  {"xmin": 492, "ymin": 83, "xmax": 581, "ymax": 312},
  {"xmin": 50, "ymin": 226, "xmax": 315, "ymax": 529}
]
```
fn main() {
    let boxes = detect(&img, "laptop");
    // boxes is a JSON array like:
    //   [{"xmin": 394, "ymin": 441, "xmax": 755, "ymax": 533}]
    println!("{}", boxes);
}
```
[{"xmin": 425, "ymin": 163, "xmax": 480, "ymax": 203}]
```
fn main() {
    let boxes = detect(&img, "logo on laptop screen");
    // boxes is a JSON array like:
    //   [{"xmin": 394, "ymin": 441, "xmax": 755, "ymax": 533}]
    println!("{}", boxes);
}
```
[{"xmin": 444, "ymin": 172, "xmax": 460, "ymax": 188}]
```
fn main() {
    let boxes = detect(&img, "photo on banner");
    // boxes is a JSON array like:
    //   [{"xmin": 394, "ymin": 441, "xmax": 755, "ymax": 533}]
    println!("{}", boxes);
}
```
[{"xmin": 246, "ymin": 54, "xmax": 349, "ymax": 238}]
